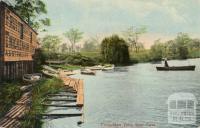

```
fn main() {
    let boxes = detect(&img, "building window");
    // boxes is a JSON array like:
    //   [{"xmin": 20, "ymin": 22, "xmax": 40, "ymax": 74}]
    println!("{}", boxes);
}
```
[
  {"xmin": 20, "ymin": 23, "xmax": 24, "ymax": 39},
  {"xmin": 30, "ymin": 32, "xmax": 32, "ymax": 43}
]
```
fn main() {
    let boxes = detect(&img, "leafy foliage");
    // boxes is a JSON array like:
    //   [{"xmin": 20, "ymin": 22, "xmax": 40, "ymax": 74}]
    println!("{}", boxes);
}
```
[
  {"xmin": 0, "ymin": 83, "xmax": 22, "ymax": 118},
  {"xmin": 130, "ymin": 50, "xmax": 151, "ymax": 63},
  {"xmin": 101, "ymin": 35, "xmax": 130, "ymax": 65},
  {"xmin": 130, "ymin": 33, "xmax": 200, "ymax": 62},
  {"xmin": 33, "ymin": 48, "xmax": 46, "ymax": 72},
  {"xmin": 41, "ymin": 35, "xmax": 61, "ymax": 54},
  {"xmin": 12, "ymin": 0, "xmax": 50, "ymax": 31},
  {"xmin": 150, "ymin": 39, "xmax": 165, "ymax": 61},
  {"xmin": 149, "ymin": 33, "xmax": 200, "ymax": 61}
]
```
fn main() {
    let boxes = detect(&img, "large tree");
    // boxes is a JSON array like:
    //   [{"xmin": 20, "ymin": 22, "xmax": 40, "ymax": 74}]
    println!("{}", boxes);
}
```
[
  {"xmin": 7, "ymin": 0, "xmax": 51, "ymax": 31},
  {"xmin": 123, "ymin": 26, "xmax": 146, "ymax": 52},
  {"xmin": 101, "ymin": 35, "xmax": 130, "ymax": 64},
  {"xmin": 63, "ymin": 28, "xmax": 83, "ymax": 52},
  {"xmin": 150, "ymin": 39, "xmax": 165, "ymax": 61}
]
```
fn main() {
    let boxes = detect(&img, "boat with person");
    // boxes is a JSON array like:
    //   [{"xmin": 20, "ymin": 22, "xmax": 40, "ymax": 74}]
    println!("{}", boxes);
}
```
[
  {"xmin": 156, "ymin": 65, "xmax": 195, "ymax": 71},
  {"xmin": 156, "ymin": 58, "xmax": 196, "ymax": 71}
]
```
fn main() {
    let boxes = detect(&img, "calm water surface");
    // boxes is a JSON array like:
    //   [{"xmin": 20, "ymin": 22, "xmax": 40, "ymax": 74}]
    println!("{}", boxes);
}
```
[{"xmin": 43, "ymin": 58, "xmax": 200, "ymax": 128}]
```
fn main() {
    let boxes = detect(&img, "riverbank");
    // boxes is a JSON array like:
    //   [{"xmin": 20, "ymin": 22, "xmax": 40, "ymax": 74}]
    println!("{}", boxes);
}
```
[
  {"xmin": 0, "ymin": 78, "xmax": 65, "ymax": 127},
  {"xmin": 0, "ymin": 74, "xmax": 84, "ymax": 128}
]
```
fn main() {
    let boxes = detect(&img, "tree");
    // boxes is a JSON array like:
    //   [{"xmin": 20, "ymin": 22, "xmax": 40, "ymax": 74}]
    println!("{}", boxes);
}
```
[
  {"xmin": 63, "ymin": 28, "xmax": 83, "ymax": 53},
  {"xmin": 123, "ymin": 26, "xmax": 146, "ymax": 52},
  {"xmin": 150, "ymin": 39, "xmax": 165, "ymax": 61},
  {"xmin": 164, "ymin": 40, "xmax": 178, "ymax": 59},
  {"xmin": 60, "ymin": 43, "xmax": 69, "ymax": 53},
  {"xmin": 101, "ymin": 35, "xmax": 130, "ymax": 64},
  {"xmin": 10, "ymin": 0, "xmax": 50, "ymax": 31},
  {"xmin": 41, "ymin": 35, "xmax": 61, "ymax": 54},
  {"xmin": 175, "ymin": 33, "xmax": 190, "ymax": 59}
]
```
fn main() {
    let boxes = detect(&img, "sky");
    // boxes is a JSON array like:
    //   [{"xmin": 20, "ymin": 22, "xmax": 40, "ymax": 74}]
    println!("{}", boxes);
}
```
[{"xmin": 40, "ymin": 0, "xmax": 200, "ymax": 48}]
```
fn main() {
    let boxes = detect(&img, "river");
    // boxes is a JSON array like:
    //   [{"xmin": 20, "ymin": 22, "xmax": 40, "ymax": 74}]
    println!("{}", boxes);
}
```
[{"xmin": 43, "ymin": 58, "xmax": 200, "ymax": 128}]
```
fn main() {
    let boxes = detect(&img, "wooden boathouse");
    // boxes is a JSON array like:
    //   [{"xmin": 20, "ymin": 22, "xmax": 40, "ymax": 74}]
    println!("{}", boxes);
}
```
[{"xmin": 0, "ymin": 1, "xmax": 39, "ymax": 81}]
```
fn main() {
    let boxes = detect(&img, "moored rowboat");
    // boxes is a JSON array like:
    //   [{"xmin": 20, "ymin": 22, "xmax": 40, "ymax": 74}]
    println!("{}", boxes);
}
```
[
  {"xmin": 102, "ymin": 64, "xmax": 115, "ymax": 71},
  {"xmin": 87, "ymin": 65, "xmax": 103, "ymax": 70},
  {"xmin": 81, "ymin": 69, "xmax": 96, "ymax": 75},
  {"xmin": 23, "ymin": 73, "xmax": 42, "ymax": 82},
  {"xmin": 156, "ymin": 65, "xmax": 195, "ymax": 71}
]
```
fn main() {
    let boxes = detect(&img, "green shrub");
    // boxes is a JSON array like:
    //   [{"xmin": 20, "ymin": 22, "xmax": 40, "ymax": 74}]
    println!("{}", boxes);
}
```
[
  {"xmin": 130, "ymin": 50, "xmax": 151, "ymax": 63},
  {"xmin": 101, "ymin": 35, "xmax": 130, "ymax": 65},
  {"xmin": 0, "ymin": 83, "xmax": 22, "ymax": 118}
]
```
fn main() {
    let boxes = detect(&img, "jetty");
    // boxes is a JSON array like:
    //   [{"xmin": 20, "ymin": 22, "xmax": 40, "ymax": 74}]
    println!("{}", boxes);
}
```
[
  {"xmin": 0, "ymin": 71, "xmax": 84, "ymax": 127},
  {"xmin": 41, "ymin": 72, "xmax": 84, "ymax": 123}
]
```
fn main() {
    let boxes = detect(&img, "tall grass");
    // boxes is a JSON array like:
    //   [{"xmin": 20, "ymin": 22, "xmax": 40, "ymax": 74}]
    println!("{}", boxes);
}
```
[
  {"xmin": 0, "ymin": 83, "xmax": 22, "ymax": 118},
  {"xmin": 80, "ymin": 51, "xmax": 100, "ymax": 58},
  {"xmin": 21, "ymin": 78, "xmax": 64, "ymax": 128}
]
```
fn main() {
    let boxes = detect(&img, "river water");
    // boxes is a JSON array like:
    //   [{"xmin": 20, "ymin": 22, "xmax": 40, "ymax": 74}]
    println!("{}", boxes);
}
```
[{"xmin": 43, "ymin": 58, "xmax": 200, "ymax": 128}]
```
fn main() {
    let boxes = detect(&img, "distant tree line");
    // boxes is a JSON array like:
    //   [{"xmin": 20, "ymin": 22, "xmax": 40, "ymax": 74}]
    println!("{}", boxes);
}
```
[
  {"xmin": 150, "ymin": 33, "xmax": 200, "ymax": 61},
  {"xmin": 40, "ymin": 26, "xmax": 199, "ymax": 65}
]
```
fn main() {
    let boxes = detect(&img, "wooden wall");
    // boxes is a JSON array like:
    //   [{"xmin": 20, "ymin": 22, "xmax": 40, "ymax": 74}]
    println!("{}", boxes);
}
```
[
  {"xmin": 3, "ymin": 5, "xmax": 38, "ymax": 62},
  {"xmin": 1, "ymin": 61, "xmax": 33, "ymax": 81},
  {"xmin": 0, "ymin": 2, "xmax": 39, "ymax": 81},
  {"xmin": 0, "ymin": 2, "xmax": 5, "ymax": 81}
]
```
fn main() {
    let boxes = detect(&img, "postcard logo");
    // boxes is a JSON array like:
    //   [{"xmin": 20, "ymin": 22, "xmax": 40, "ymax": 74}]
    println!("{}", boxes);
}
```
[{"xmin": 167, "ymin": 93, "xmax": 197, "ymax": 125}]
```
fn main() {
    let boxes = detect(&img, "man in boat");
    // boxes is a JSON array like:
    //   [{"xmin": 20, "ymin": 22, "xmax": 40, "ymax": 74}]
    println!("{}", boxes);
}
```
[{"xmin": 164, "ymin": 58, "xmax": 169, "ymax": 67}]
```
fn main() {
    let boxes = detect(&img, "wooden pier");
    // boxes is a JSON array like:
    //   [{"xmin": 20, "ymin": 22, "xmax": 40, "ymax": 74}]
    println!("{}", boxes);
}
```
[
  {"xmin": 41, "ymin": 73, "xmax": 84, "ymax": 124},
  {"xmin": 0, "ymin": 72, "xmax": 85, "ymax": 127},
  {"xmin": 59, "ymin": 72, "xmax": 84, "ymax": 107}
]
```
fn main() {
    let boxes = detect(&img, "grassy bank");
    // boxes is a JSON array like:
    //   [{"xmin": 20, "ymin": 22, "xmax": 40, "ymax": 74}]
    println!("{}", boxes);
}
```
[
  {"xmin": 21, "ymin": 78, "xmax": 64, "ymax": 128},
  {"xmin": 50, "ymin": 64, "xmax": 81, "ymax": 70},
  {"xmin": 130, "ymin": 50, "xmax": 151, "ymax": 63},
  {"xmin": 80, "ymin": 51, "xmax": 100, "ymax": 58}
]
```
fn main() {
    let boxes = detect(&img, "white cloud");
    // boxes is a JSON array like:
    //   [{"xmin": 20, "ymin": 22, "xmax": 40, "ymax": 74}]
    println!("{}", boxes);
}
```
[
  {"xmin": 71, "ymin": 0, "xmax": 189, "ymax": 23},
  {"xmin": 41, "ymin": 0, "xmax": 200, "ymax": 48}
]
